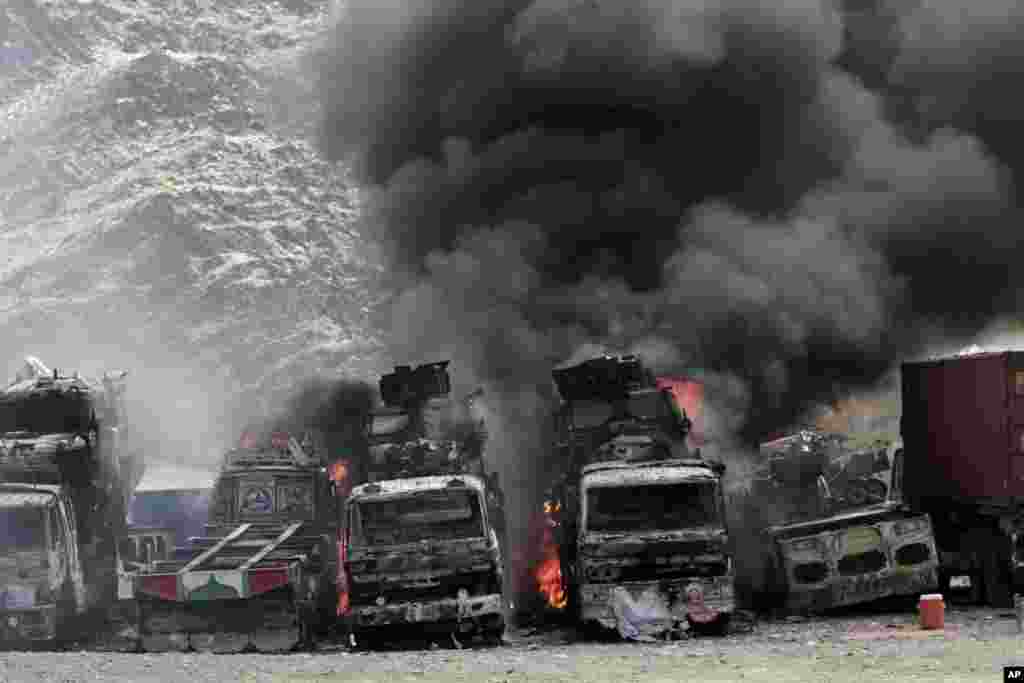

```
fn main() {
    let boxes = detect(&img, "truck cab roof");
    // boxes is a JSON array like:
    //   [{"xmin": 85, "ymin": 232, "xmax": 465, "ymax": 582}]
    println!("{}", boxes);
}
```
[
  {"xmin": 581, "ymin": 459, "xmax": 719, "ymax": 486},
  {"xmin": 350, "ymin": 474, "xmax": 486, "ymax": 500},
  {"xmin": 0, "ymin": 484, "xmax": 60, "ymax": 508}
]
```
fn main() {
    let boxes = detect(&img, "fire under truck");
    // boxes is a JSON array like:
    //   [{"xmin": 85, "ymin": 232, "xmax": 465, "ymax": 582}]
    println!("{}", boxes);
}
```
[
  {"xmin": 125, "ymin": 430, "xmax": 344, "ymax": 653},
  {"xmin": 342, "ymin": 362, "xmax": 507, "ymax": 648},
  {"xmin": 734, "ymin": 429, "xmax": 939, "ymax": 613},
  {"xmin": 546, "ymin": 355, "xmax": 735, "ymax": 640},
  {"xmin": 0, "ymin": 357, "xmax": 140, "ymax": 645}
]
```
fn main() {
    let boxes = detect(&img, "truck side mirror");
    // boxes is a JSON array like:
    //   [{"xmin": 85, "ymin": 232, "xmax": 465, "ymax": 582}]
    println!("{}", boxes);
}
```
[{"xmin": 890, "ymin": 448, "xmax": 904, "ymax": 502}]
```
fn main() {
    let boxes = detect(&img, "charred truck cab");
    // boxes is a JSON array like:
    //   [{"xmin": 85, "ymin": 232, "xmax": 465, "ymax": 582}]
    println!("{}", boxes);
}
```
[
  {"xmin": 0, "ymin": 484, "xmax": 83, "ymax": 643},
  {"xmin": 745, "ymin": 431, "xmax": 938, "ymax": 612},
  {"xmin": 550, "ymin": 355, "xmax": 735, "ymax": 639},
  {"xmin": 344, "ymin": 362, "xmax": 506, "ymax": 646},
  {"xmin": 0, "ymin": 358, "xmax": 139, "ymax": 644},
  {"xmin": 576, "ymin": 442, "xmax": 733, "ymax": 636}
]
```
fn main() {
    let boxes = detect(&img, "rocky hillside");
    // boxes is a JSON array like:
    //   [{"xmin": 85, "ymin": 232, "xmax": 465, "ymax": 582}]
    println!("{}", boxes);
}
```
[{"xmin": 0, "ymin": 0, "xmax": 386, "ymax": 464}]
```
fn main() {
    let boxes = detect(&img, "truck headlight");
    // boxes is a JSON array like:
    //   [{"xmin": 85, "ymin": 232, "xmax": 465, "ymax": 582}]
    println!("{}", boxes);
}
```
[
  {"xmin": 894, "ymin": 518, "xmax": 929, "ymax": 536},
  {"xmin": 35, "ymin": 582, "xmax": 53, "ymax": 603},
  {"xmin": 788, "ymin": 538, "xmax": 820, "ymax": 553},
  {"xmin": 587, "ymin": 566, "xmax": 621, "ymax": 582}
]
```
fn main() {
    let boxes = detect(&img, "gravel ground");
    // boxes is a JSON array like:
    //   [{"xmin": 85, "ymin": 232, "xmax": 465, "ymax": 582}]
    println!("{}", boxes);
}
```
[{"xmin": 2, "ymin": 606, "xmax": 1023, "ymax": 683}]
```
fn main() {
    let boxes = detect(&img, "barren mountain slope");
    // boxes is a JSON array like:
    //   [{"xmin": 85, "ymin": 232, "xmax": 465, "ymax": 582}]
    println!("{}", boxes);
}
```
[{"xmin": 0, "ymin": 0, "xmax": 385, "ymax": 463}]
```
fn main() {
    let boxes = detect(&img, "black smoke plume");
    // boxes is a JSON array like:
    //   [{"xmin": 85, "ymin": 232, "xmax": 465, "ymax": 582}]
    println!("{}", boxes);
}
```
[
  {"xmin": 315, "ymin": 0, "xmax": 1024, "ymax": 601},
  {"xmin": 250, "ymin": 378, "xmax": 376, "ymax": 475},
  {"xmin": 316, "ymin": 0, "xmax": 1024, "ymax": 442}
]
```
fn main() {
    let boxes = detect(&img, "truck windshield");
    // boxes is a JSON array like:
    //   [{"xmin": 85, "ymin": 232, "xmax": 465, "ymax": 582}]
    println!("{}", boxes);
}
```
[
  {"xmin": 0, "ymin": 507, "xmax": 46, "ymax": 550},
  {"xmin": 0, "ymin": 392, "xmax": 93, "ymax": 435},
  {"xmin": 584, "ymin": 481, "xmax": 720, "ymax": 533},
  {"xmin": 352, "ymin": 489, "xmax": 485, "ymax": 546}
]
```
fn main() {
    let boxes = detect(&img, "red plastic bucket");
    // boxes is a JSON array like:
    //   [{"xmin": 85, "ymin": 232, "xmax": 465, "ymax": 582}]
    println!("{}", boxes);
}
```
[{"xmin": 918, "ymin": 593, "xmax": 945, "ymax": 630}]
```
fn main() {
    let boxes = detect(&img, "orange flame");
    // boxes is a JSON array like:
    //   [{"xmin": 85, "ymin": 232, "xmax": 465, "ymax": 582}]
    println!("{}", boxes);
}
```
[
  {"xmin": 337, "ymin": 527, "xmax": 351, "ymax": 616},
  {"xmin": 534, "ymin": 500, "xmax": 567, "ymax": 610},
  {"xmin": 332, "ymin": 459, "xmax": 352, "ymax": 616},
  {"xmin": 329, "ymin": 460, "xmax": 349, "ymax": 483}
]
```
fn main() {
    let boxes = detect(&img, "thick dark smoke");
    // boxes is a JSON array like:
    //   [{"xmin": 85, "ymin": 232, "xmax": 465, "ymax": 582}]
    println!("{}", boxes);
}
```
[
  {"xmin": 246, "ymin": 378, "xmax": 376, "ymax": 474},
  {"xmin": 316, "ymin": 0, "xmax": 1024, "ymax": 442},
  {"xmin": 315, "ymin": 0, "xmax": 1024, "ymax": 600}
]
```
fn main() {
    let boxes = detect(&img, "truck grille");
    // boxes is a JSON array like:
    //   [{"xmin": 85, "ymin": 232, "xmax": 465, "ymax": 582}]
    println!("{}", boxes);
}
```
[
  {"xmin": 586, "ymin": 561, "xmax": 728, "ymax": 584},
  {"xmin": 837, "ymin": 549, "xmax": 886, "ymax": 576},
  {"xmin": 351, "ymin": 570, "xmax": 499, "ymax": 605},
  {"xmin": 793, "ymin": 562, "xmax": 828, "ymax": 584},
  {"xmin": 894, "ymin": 543, "xmax": 931, "ymax": 566}
]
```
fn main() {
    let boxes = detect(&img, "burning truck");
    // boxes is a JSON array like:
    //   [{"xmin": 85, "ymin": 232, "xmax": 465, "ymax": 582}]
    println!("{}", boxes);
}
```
[
  {"xmin": 545, "ymin": 355, "xmax": 735, "ymax": 640},
  {"xmin": 342, "ymin": 362, "xmax": 507, "ymax": 647}
]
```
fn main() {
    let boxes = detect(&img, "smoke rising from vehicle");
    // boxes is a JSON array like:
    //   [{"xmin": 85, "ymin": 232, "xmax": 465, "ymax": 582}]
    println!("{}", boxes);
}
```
[
  {"xmin": 317, "ymin": 0, "xmax": 1024, "ymax": 438},
  {"xmin": 243, "ymin": 376, "xmax": 377, "ymax": 471},
  {"xmin": 0, "ymin": 307, "xmax": 240, "ymax": 472},
  {"xmin": 315, "ymin": 0, "xmax": 1024, "ymax": 599}
]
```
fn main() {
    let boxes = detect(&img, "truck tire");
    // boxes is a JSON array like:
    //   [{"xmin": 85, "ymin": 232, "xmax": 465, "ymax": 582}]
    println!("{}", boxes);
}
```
[
  {"xmin": 55, "ymin": 581, "xmax": 79, "ymax": 647},
  {"xmin": 481, "ymin": 615, "xmax": 505, "ymax": 646},
  {"xmin": 981, "ymin": 532, "xmax": 1014, "ymax": 608}
]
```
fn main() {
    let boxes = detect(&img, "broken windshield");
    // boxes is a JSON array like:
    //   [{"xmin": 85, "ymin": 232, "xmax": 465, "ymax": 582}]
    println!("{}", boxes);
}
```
[
  {"xmin": 0, "ymin": 392, "xmax": 93, "ymax": 436},
  {"xmin": 584, "ymin": 481, "xmax": 720, "ymax": 534},
  {"xmin": 0, "ymin": 507, "xmax": 46, "ymax": 550},
  {"xmin": 351, "ymin": 489, "xmax": 485, "ymax": 546}
]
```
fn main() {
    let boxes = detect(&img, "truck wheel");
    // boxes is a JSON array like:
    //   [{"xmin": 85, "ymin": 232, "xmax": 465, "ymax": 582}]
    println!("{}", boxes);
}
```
[
  {"xmin": 982, "ymin": 551, "xmax": 1013, "ymax": 608},
  {"xmin": 481, "ymin": 616, "xmax": 505, "ymax": 646},
  {"xmin": 350, "ymin": 629, "xmax": 378, "ymax": 651},
  {"xmin": 55, "ymin": 582, "xmax": 79, "ymax": 648}
]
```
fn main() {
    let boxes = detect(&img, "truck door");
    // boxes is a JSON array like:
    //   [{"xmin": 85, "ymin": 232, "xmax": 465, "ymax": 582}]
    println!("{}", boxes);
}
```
[
  {"xmin": 58, "ymin": 497, "xmax": 86, "ymax": 612},
  {"xmin": 45, "ymin": 504, "xmax": 66, "ymax": 598}
]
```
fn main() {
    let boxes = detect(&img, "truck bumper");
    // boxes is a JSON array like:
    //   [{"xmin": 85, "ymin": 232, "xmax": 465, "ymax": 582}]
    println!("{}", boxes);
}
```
[
  {"xmin": 351, "ymin": 593, "xmax": 504, "ymax": 629},
  {"xmin": 580, "ymin": 576, "xmax": 735, "ymax": 632},
  {"xmin": 0, "ymin": 605, "xmax": 58, "ymax": 642},
  {"xmin": 785, "ymin": 564, "xmax": 938, "ymax": 612}
]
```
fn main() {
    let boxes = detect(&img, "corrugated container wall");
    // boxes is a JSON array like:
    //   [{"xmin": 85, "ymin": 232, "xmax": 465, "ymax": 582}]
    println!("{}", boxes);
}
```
[{"xmin": 901, "ymin": 351, "xmax": 1024, "ymax": 502}]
